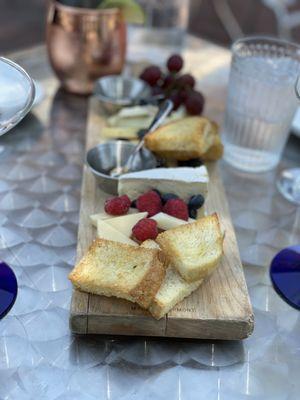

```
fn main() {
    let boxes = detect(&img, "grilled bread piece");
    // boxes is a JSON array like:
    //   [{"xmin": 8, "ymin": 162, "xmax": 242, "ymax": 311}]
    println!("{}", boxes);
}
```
[
  {"xmin": 141, "ymin": 240, "xmax": 203, "ymax": 319},
  {"xmin": 69, "ymin": 238, "xmax": 166, "ymax": 309},
  {"xmin": 156, "ymin": 213, "xmax": 223, "ymax": 282},
  {"xmin": 144, "ymin": 116, "xmax": 218, "ymax": 161}
]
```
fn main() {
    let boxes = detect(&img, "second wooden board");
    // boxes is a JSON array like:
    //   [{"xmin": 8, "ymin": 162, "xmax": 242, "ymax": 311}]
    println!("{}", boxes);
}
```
[{"xmin": 70, "ymin": 98, "xmax": 254, "ymax": 340}]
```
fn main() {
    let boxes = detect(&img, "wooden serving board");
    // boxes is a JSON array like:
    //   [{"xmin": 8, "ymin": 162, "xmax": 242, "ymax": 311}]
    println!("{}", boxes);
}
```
[{"xmin": 70, "ymin": 98, "xmax": 254, "ymax": 340}]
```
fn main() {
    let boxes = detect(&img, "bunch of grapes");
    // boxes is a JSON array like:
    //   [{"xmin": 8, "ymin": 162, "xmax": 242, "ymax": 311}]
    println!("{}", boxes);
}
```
[{"xmin": 139, "ymin": 54, "xmax": 205, "ymax": 115}]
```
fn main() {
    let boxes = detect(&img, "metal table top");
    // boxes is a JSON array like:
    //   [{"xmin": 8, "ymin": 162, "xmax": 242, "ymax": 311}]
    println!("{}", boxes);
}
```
[{"xmin": 0, "ymin": 38, "xmax": 299, "ymax": 400}]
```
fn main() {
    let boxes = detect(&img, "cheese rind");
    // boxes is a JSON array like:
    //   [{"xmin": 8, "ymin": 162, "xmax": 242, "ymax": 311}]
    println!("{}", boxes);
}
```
[
  {"xmin": 118, "ymin": 166, "xmax": 209, "ymax": 202},
  {"xmin": 97, "ymin": 220, "xmax": 138, "ymax": 246}
]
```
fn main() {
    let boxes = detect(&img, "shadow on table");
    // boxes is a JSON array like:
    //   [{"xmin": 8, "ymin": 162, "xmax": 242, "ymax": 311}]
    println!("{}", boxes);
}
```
[
  {"xmin": 69, "ymin": 334, "xmax": 245, "ymax": 369},
  {"xmin": 49, "ymin": 87, "xmax": 88, "ymax": 145}
]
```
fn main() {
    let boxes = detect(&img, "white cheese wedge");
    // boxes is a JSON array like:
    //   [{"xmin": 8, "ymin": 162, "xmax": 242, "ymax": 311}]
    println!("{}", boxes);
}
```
[
  {"xmin": 90, "ymin": 208, "xmax": 137, "ymax": 227},
  {"xmin": 97, "ymin": 220, "xmax": 138, "ymax": 246},
  {"xmin": 152, "ymin": 212, "xmax": 194, "ymax": 230},
  {"xmin": 118, "ymin": 166, "xmax": 209, "ymax": 202},
  {"xmin": 116, "ymin": 105, "xmax": 157, "ymax": 118},
  {"xmin": 105, "ymin": 212, "xmax": 147, "ymax": 237},
  {"xmin": 107, "ymin": 105, "xmax": 186, "ymax": 130},
  {"xmin": 197, "ymin": 207, "xmax": 206, "ymax": 219},
  {"xmin": 102, "ymin": 126, "xmax": 138, "ymax": 139}
]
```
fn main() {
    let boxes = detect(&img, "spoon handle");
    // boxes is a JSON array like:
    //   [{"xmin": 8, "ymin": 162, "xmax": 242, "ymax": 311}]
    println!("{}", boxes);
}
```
[{"xmin": 148, "ymin": 99, "xmax": 174, "ymax": 133}]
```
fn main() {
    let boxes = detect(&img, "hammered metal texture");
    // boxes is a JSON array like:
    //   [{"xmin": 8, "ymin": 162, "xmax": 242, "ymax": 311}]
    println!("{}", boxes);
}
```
[{"xmin": 0, "ymin": 43, "xmax": 299, "ymax": 400}]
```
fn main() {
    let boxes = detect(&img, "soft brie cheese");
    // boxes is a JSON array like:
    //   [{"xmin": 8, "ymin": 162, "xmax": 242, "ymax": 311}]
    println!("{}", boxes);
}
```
[
  {"xmin": 118, "ymin": 166, "xmax": 209, "ymax": 202},
  {"xmin": 97, "ymin": 220, "xmax": 138, "ymax": 246},
  {"xmin": 107, "ymin": 105, "xmax": 186, "ymax": 131}
]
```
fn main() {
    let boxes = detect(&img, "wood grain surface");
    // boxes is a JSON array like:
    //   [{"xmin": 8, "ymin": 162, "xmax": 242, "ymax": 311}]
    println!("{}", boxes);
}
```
[{"xmin": 70, "ymin": 97, "xmax": 254, "ymax": 340}]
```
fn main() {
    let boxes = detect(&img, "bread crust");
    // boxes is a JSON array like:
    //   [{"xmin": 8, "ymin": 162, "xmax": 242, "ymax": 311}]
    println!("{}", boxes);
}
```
[
  {"xmin": 156, "ymin": 213, "xmax": 224, "ymax": 282},
  {"xmin": 69, "ymin": 238, "xmax": 166, "ymax": 309},
  {"xmin": 129, "ymin": 249, "xmax": 166, "ymax": 308},
  {"xmin": 148, "ymin": 277, "xmax": 202, "ymax": 319},
  {"xmin": 201, "ymin": 123, "xmax": 224, "ymax": 161}
]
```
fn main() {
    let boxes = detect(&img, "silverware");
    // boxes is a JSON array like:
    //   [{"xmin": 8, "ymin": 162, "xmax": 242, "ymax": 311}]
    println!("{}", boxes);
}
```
[
  {"xmin": 110, "ymin": 99, "xmax": 173, "ymax": 177},
  {"xmin": 86, "ymin": 140, "xmax": 157, "ymax": 195}
]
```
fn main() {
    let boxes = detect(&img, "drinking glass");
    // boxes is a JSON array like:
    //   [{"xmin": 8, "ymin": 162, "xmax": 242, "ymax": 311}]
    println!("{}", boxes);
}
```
[
  {"xmin": 223, "ymin": 37, "xmax": 300, "ymax": 173},
  {"xmin": 128, "ymin": 0, "xmax": 190, "ymax": 56},
  {"xmin": 277, "ymin": 76, "xmax": 300, "ymax": 205},
  {"xmin": 0, "ymin": 57, "xmax": 35, "ymax": 318},
  {"xmin": 0, "ymin": 57, "xmax": 35, "ymax": 137}
]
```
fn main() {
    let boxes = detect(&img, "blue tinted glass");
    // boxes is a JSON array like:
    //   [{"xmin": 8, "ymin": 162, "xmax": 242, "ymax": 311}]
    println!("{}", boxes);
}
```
[
  {"xmin": 270, "ymin": 246, "xmax": 300, "ymax": 310},
  {"xmin": 0, "ymin": 262, "xmax": 18, "ymax": 319}
]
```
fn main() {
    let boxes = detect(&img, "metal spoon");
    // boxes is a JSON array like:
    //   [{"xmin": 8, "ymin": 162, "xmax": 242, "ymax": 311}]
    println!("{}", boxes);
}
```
[{"xmin": 110, "ymin": 99, "xmax": 174, "ymax": 177}]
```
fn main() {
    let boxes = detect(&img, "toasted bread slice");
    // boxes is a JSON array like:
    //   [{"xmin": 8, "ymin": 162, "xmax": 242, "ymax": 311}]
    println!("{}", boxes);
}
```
[
  {"xmin": 149, "ymin": 266, "xmax": 203, "ymax": 319},
  {"xmin": 144, "ymin": 116, "xmax": 216, "ymax": 161},
  {"xmin": 69, "ymin": 238, "xmax": 166, "ymax": 309},
  {"xmin": 156, "ymin": 213, "xmax": 223, "ymax": 282},
  {"xmin": 141, "ymin": 240, "xmax": 203, "ymax": 319}
]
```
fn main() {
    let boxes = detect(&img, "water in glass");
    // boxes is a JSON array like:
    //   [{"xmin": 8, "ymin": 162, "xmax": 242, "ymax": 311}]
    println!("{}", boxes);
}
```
[{"xmin": 223, "ymin": 38, "xmax": 300, "ymax": 172}]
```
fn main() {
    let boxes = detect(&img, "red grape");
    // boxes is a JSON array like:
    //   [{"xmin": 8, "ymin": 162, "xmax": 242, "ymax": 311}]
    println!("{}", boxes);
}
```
[
  {"xmin": 167, "ymin": 54, "xmax": 184, "ymax": 73},
  {"xmin": 140, "ymin": 66, "xmax": 162, "ymax": 86},
  {"xmin": 177, "ymin": 74, "xmax": 195, "ymax": 89},
  {"xmin": 185, "ymin": 91, "xmax": 205, "ymax": 115},
  {"xmin": 162, "ymin": 74, "xmax": 176, "ymax": 90},
  {"xmin": 151, "ymin": 85, "xmax": 164, "ymax": 96},
  {"xmin": 179, "ymin": 88, "xmax": 189, "ymax": 102},
  {"xmin": 168, "ymin": 91, "xmax": 182, "ymax": 111}
]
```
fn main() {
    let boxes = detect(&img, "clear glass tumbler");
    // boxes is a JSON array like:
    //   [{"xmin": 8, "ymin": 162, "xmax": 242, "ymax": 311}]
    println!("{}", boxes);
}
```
[
  {"xmin": 128, "ymin": 0, "xmax": 190, "ymax": 55},
  {"xmin": 223, "ymin": 37, "xmax": 300, "ymax": 173}
]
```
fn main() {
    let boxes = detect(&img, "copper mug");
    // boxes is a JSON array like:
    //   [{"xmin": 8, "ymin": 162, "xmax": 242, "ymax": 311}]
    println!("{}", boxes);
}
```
[{"xmin": 46, "ymin": 0, "xmax": 127, "ymax": 94}]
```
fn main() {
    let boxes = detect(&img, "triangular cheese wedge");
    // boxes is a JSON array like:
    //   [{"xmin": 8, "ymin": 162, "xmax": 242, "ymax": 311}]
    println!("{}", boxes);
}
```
[
  {"xmin": 90, "ymin": 208, "xmax": 137, "ymax": 227},
  {"xmin": 97, "ymin": 220, "xmax": 138, "ymax": 246},
  {"xmin": 105, "ymin": 212, "xmax": 147, "ymax": 237}
]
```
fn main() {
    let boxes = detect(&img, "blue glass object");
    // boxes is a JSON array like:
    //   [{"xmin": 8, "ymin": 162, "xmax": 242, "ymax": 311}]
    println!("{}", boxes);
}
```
[
  {"xmin": 0, "ymin": 262, "xmax": 18, "ymax": 319},
  {"xmin": 270, "ymin": 245, "xmax": 300, "ymax": 310}
]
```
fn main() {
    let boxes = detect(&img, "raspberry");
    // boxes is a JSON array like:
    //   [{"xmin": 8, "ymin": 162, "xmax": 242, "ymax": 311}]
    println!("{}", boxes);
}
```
[
  {"xmin": 132, "ymin": 218, "xmax": 158, "ymax": 242},
  {"xmin": 104, "ymin": 195, "xmax": 131, "ymax": 216},
  {"xmin": 163, "ymin": 199, "xmax": 189, "ymax": 220},
  {"xmin": 136, "ymin": 190, "xmax": 162, "ymax": 217}
]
